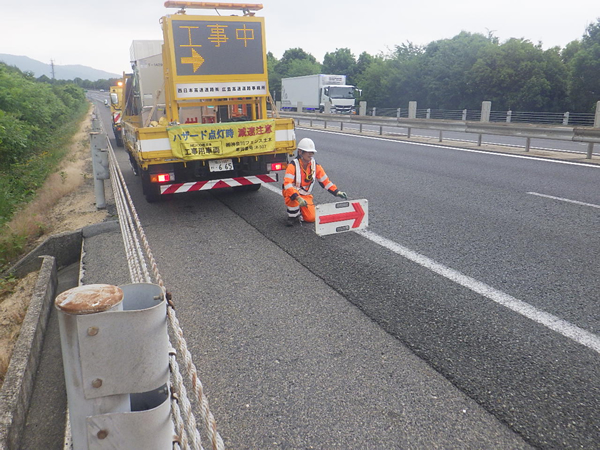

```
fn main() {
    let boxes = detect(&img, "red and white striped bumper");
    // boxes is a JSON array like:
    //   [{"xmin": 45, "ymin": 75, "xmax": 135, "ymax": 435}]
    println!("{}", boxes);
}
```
[{"xmin": 160, "ymin": 173, "xmax": 278, "ymax": 195}]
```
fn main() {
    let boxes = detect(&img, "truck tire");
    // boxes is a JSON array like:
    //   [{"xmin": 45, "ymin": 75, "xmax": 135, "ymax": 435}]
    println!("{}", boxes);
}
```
[
  {"xmin": 141, "ymin": 172, "xmax": 161, "ymax": 203},
  {"xmin": 128, "ymin": 154, "xmax": 140, "ymax": 176},
  {"xmin": 115, "ymin": 134, "xmax": 124, "ymax": 148}
]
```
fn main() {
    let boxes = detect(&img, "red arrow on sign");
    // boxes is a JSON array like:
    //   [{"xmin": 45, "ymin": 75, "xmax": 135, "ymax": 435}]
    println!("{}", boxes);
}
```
[{"xmin": 319, "ymin": 202, "xmax": 365, "ymax": 228}]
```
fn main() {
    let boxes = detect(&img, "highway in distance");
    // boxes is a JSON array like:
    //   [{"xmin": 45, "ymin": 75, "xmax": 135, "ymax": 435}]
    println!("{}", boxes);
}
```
[{"xmin": 97, "ymin": 99, "xmax": 600, "ymax": 449}]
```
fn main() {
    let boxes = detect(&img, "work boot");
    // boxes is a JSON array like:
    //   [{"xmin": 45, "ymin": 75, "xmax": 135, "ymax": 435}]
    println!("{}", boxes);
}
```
[{"xmin": 286, "ymin": 216, "xmax": 296, "ymax": 227}]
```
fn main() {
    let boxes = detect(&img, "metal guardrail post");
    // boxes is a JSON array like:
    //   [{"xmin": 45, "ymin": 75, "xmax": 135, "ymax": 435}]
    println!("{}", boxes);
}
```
[
  {"xmin": 439, "ymin": 130, "xmax": 443, "ymax": 142},
  {"xmin": 426, "ymin": 108, "xmax": 431, "ymax": 119},
  {"xmin": 396, "ymin": 108, "xmax": 401, "ymax": 120},
  {"xmin": 379, "ymin": 125, "xmax": 383, "ymax": 135},
  {"xmin": 586, "ymin": 143, "xmax": 594, "ymax": 159},
  {"xmin": 90, "ymin": 132, "xmax": 109, "ymax": 209},
  {"xmin": 506, "ymin": 111, "xmax": 512, "ymax": 123},
  {"xmin": 55, "ymin": 283, "xmax": 172, "ymax": 450},
  {"xmin": 563, "ymin": 112, "xmax": 570, "ymax": 125},
  {"xmin": 407, "ymin": 127, "xmax": 412, "ymax": 139},
  {"xmin": 478, "ymin": 134, "xmax": 483, "ymax": 146},
  {"xmin": 525, "ymin": 137, "xmax": 531, "ymax": 152},
  {"xmin": 56, "ymin": 285, "xmax": 127, "ymax": 450},
  {"xmin": 462, "ymin": 109, "xmax": 467, "ymax": 121},
  {"xmin": 324, "ymin": 120, "xmax": 327, "ymax": 129},
  {"xmin": 359, "ymin": 123, "xmax": 363, "ymax": 133}
]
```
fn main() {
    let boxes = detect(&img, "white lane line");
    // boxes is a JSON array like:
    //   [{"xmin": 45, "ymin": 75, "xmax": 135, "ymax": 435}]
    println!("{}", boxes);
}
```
[
  {"xmin": 356, "ymin": 230, "xmax": 600, "ymax": 355},
  {"xmin": 528, "ymin": 192, "xmax": 600, "ymax": 209},
  {"xmin": 263, "ymin": 182, "xmax": 283, "ymax": 195},
  {"xmin": 263, "ymin": 181, "xmax": 600, "ymax": 354}
]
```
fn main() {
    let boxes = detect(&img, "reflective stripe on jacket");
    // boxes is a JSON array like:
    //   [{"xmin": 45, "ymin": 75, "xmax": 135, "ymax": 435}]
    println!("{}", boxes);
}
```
[{"xmin": 282, "ymin": 157, "xmax": 338, "ymax": 199}]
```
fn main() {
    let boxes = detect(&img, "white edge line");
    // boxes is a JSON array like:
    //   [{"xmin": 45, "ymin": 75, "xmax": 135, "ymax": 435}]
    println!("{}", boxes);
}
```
[
  {"xmin": 263, "ymin": 173, "xmax": 600, "ymax": 354},
  {"xmin": 356, "ymin": 229, "xmax": 600, "ymax": 355},
  {"xmin": 528, "ymin": 192, "xmax": 600, "ymax": 209}
]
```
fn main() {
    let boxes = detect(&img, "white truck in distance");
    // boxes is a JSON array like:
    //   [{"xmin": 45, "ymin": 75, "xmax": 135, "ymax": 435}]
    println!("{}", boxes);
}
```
[{"xmin": 281, "ymin": 74, "xmax": 360, "ymax": 114}]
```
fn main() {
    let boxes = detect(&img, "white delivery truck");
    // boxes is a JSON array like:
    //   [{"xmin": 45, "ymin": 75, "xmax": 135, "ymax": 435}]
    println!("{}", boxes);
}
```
[{"xmin": 281, "ymin": 74, "xmax": 360, "ymax": 114}]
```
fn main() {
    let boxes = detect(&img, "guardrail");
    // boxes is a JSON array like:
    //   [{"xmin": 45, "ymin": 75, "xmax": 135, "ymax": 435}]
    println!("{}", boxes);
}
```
[
  {"xmin": 80, "ymin": 107, "xmax": 225, "ymax": 450},
  {"xmin": 369, "ymin": 108, "xmax": 597, "ymax": 126},
  {"xmin": 280, "ymin": 106, "xmax": 600, "ymax": 159}
]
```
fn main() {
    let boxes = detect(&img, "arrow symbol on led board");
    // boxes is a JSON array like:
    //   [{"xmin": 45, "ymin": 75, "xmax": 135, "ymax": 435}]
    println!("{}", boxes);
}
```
[{"xmin": 181, "ymin": 48, "xmax": 205, "ymax": 72}]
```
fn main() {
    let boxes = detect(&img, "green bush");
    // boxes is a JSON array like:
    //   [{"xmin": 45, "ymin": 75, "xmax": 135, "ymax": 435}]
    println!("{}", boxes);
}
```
[{"xmin": 0, "ymin": 62, "xmax": 88, "ymax": 229}]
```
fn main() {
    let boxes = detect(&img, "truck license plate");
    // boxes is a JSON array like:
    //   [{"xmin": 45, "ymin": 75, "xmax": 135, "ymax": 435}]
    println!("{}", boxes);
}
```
[{"xmin": 208, "ymin": 159, "xmax": 233, "ymax": 172}]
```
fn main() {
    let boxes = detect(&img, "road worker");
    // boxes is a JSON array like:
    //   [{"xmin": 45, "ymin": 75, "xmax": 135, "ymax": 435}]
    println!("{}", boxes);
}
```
[{"xmin": 283, "ymin": 137, "xmax": 348, "ymax": 226}]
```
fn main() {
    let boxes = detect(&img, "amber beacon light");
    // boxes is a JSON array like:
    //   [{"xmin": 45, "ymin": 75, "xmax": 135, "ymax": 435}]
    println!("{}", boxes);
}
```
[{"xmin": 163, "ymin": 1, "xmax": 263, "ymax": 11}]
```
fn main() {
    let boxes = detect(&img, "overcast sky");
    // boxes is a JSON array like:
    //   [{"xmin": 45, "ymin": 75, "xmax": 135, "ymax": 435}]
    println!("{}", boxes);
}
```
[{"xmin": 1, "ymin": 0, "xmax": 598, "ymax": 76}]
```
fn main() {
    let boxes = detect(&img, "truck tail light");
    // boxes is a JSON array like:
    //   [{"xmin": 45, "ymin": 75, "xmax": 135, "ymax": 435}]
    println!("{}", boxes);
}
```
[
  {"xmin": 270, "ymin": 162, "xmax": 286, "ymax": 171},
  {"xmin": 150, "ymin": 173, "xmax": 173, "ymax": 183}
]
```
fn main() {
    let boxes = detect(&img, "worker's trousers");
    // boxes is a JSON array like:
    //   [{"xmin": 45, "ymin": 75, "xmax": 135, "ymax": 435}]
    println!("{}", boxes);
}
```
[{"xmin": 284, "ymin": 193, "xmax": 316, "ymax": 223}]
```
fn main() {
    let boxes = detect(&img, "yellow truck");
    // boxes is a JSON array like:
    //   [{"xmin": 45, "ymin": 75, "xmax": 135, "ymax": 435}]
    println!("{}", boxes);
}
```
[
  {"xmin": 109, "ymin": 80, "xmax": 124, "ymax": 147},
  {"xmin": 121, "ymin": 1, "xmax": 296, "ymax": 202}
]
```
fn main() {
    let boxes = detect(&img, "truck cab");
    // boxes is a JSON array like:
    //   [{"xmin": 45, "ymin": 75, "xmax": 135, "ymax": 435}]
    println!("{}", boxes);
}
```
[{"xmin": 321, "ymin": 85, "xmax": 361, "ymax": 114}]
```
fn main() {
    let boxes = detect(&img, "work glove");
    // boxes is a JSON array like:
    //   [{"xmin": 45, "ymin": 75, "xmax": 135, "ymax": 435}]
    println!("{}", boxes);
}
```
[
  {"xmin": 297, "ymin": 197, "xmax": 308, "ymax": 207},
  {"xmin": 336, "ymin": 191, "xmax": 348, "ymax": 200}
]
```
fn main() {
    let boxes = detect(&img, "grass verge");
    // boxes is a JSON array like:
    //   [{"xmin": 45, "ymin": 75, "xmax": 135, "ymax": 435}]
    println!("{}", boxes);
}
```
[{"xmin": 0, "ymin": 102, "xmax": 89, "ymax": 271}]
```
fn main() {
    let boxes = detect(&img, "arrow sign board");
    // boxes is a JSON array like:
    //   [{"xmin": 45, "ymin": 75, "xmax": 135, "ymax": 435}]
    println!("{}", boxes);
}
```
[
  {"xmin": 315, "ymin": 199, "xmax": 368, "ymax": 237},
  {"xmin": 162, "ymin": 14, "xmax": 268, "ymax": 101}
]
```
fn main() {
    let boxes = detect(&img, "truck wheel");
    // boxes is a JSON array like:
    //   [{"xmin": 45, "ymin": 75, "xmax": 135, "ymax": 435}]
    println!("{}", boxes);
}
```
[
  {"xmin": 128, "ymin": 154, "xmax": 140, "ymax": 176},
  {"xmin": 141, "ymin": 172, "xmax": 161, "ymax": 203}
]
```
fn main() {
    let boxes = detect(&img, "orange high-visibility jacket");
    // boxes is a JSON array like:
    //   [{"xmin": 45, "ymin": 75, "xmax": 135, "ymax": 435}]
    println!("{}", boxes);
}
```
[{"xmin": 283, "ymin": 158, "xmax": 339, "ymax": 200}]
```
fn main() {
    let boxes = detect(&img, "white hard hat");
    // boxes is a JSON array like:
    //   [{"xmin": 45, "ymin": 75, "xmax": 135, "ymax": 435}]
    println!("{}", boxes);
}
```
[{"xmin": 297, "ymin": 137, "xmax": 317, "ymax": 153}]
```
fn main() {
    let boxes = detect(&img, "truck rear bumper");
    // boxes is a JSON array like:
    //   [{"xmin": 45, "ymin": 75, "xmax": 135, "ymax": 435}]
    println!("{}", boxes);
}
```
[{"xmin": 159, "ymin": 173, "xmax": 278, "ymax": 195}]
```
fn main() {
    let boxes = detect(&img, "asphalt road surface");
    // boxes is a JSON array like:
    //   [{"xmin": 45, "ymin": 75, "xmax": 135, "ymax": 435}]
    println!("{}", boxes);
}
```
[{"xmin": 91, "ymin": 96, "xmax": 599, "ymax": 449}]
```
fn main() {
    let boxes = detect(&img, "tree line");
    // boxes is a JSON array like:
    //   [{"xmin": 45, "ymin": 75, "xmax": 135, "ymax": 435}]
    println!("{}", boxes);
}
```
[
  {"xmin": 267, "ymin": 19, "xmax": 600, "ymax": 113},
  {"xmin": 0, "ymin": 63, "xmax": 88, "ymax": 233},
  {"xmin": 36, "ymin": 75, "xmax": 116, "ymax": 92}
]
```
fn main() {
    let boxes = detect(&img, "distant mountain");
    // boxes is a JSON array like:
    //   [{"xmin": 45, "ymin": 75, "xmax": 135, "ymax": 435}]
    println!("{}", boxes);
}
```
[{"xmin": 0, "ymin": 54, "xmax": 120, "ymax": 81}]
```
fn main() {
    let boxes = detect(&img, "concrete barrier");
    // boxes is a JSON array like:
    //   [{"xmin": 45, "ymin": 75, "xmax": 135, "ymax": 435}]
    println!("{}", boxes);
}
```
[
  {"xmin": 0, "ymin": 221, "xmax": 120, "ymax": 450},
  {"xmin": 0, "ymin": 256, "xmax": 57, "ymax": 450}
]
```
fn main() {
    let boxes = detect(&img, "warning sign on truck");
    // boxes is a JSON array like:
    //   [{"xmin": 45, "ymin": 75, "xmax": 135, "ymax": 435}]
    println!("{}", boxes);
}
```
[
  {"xmin": 164, "ymin": 15, "xmax": 267, "ymax": 78},
  {"xmin": 167, "ymin": 119, "xmax": 276, "ymax": 160}
]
